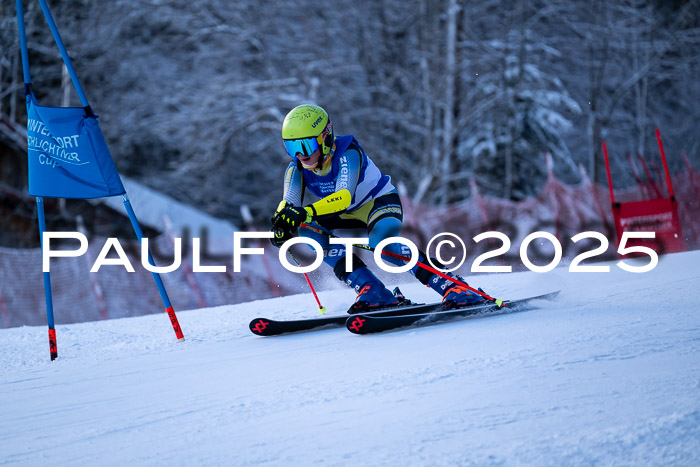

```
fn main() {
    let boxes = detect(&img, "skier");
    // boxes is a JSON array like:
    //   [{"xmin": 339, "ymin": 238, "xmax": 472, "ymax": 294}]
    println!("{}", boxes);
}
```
[{"xmin": 270, "ymin": 104, "xmax": 486, "ymax": 312}]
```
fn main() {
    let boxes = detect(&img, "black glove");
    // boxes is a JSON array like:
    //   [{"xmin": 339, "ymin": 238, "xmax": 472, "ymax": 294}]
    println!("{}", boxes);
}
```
[
  {"xmin": 271, "ymin": 200, "xmax": 289, "ymax": 228},
  {"xmin": 276, "ymin": 204, "xmax": 311, "ymax": 230},
  {"xmin": 270, "ymin": 225, "xmax": 294, "ymax": 248},
  {"xmin": 269, "ymin": 201, "xmax": 311, "ymax": 248}
]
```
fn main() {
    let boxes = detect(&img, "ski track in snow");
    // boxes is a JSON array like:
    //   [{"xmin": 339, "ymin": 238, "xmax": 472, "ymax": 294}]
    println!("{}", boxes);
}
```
[{"xmin": 1, "ymin": 251, "xmax": 699, "ymax": 465}]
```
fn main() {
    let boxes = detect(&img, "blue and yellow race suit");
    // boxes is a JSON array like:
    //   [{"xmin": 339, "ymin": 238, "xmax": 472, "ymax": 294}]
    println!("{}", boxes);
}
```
[{"xmin": 282, "ymin": 135, "xmax": 407, "ymax": 281}]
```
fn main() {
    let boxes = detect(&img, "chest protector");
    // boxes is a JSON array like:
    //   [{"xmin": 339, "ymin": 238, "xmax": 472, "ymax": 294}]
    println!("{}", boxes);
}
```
[{"xmin": 301, "ymin": 135, "xmax": 391, "ymax": 211}]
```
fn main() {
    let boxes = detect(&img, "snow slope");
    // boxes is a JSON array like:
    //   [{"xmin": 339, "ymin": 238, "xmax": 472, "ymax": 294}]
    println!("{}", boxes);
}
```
[{"xmin": 1, "ymin": 251, "xmax": 699, "ymax": 466}]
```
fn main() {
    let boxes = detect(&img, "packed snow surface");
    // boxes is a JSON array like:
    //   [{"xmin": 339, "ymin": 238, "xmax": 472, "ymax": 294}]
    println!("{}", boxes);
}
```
[{"xmin": 1, "ymin": 251, "xmax": 699, "ymax": 465}]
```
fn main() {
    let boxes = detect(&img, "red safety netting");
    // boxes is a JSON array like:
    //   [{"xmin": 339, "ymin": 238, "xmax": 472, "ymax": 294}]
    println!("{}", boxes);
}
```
[
  {"xmin": 0, "ymin": 234, "xmax": 307, "ymax": 328},
  {"xmin": 400, "ymin": 165, "xmax": 699, "ymax": 270}
]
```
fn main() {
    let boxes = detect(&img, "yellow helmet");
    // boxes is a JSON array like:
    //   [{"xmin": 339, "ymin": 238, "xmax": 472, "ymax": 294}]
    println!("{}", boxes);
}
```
[{"xmin": 281, "ymin": 104, "xmax": 334, "ymax": 160}]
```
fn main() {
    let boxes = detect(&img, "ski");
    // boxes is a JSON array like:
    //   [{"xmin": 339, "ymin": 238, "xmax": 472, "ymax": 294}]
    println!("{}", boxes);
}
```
[
  {"xmin": 345, "ymin": 290, "xmax": 561, "ymax": 334},
  {"xmin": 249, "ymin": 300, "xmax": 442, "ymax": 336}
]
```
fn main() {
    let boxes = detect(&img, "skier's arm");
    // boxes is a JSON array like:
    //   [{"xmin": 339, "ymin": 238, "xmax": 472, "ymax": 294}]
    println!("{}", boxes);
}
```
[
  {"xmin": 275, "ymin": 161, "xmax": 312, "ymax": 220},
  {"xmin": 282, "ymin": 162, "xmax": 303, "ymax": 206},
  {"xmin": 305, "ymin": 148, "xmax": 362, "ymax": 217},
  {"xmin": 275, "ymin": 189, "xmax": 351, "ymax": 227},
  {"xmin": 271, "ymin": 163, "xmax": 305, "ymax": 246},
  {"xmin": 272, "ymin": 150, "xmax": 361, "ymax": 230},
  {"xmin": 306, "ymin": 189, "xmax": 351, "ymax": 217}
]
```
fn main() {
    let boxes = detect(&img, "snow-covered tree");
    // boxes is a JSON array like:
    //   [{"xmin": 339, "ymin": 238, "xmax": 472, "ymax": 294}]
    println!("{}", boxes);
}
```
[{"xmin": 458, "ymin": 28, "xmax": 581, "ymax": 200}]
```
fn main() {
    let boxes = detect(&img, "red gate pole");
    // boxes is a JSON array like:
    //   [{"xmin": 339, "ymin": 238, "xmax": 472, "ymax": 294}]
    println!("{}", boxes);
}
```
[{"xmin": 655, "ymin": 128, "xmax": 675, "ymax": 200}]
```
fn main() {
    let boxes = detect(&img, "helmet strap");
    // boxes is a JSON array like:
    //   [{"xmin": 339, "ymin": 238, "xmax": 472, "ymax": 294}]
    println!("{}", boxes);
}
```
[{"xmin": 318, "ymin": 142, "xmax": 335, "ymax": 170}]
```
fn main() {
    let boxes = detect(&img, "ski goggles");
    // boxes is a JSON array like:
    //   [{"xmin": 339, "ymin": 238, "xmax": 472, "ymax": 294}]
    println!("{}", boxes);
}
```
[{"xmin": 283, "ymin": 136, "xmax": 321, "ymax": 159}]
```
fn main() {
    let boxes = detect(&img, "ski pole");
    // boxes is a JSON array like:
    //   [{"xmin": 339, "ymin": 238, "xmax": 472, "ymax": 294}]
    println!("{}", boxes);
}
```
[
  {"xmin": 300, "ymin": 222, "xmax": 503, "ymax": 306},
  {"xmin": 286, "ymin": 240, "xmax": 327, "ymax": 314}
]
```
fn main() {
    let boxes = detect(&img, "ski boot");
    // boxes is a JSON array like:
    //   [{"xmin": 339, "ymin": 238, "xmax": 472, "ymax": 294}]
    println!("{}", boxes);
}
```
[
  {"xmin": 427, "ymin": 273, "xmax": 487, "ymax": 309},
  {"xmin": 346, "ymin": 267, "xmax": 400, "ymax": 314}
]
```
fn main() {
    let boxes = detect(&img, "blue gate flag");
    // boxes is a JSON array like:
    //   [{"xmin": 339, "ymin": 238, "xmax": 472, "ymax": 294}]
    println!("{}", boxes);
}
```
[{"xmin": 26, "ymin": 92, "xmax": 125, "ymax": 199}]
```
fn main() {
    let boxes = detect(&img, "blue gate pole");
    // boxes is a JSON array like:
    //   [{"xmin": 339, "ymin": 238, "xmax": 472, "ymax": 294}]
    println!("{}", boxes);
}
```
[
  {"xmin": 36, "ymin": 0, "xmax": 92, "ymax": 112},
  {"xmin": 15, "ymin": 0, "xmax": 31, "ymax": 86},
  {"xmin": 37, "ymin": 197, "xmax": 58, "ymax": 360},
  {"xmin": 122, "ymin": 195, "xmax": 185, "ymax": 341},
  {"xmin": 32, "ymin": 0, "xmax": 184, "ymax": 342},
  {"xmin": 18, "ymin": 1, "xmax": 57, "ymax": 360}
]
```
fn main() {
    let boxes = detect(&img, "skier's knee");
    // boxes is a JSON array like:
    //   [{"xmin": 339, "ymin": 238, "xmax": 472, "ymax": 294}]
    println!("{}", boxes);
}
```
[{"xmin": 368, "ymin": 216, "xmax": 403, "ymax": 247}]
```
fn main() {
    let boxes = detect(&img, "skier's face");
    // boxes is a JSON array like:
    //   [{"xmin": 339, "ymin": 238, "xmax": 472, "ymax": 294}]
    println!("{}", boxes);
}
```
[{"xmin": 298, "ymin": 148, "xmax": 321, "ymax": 168}]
